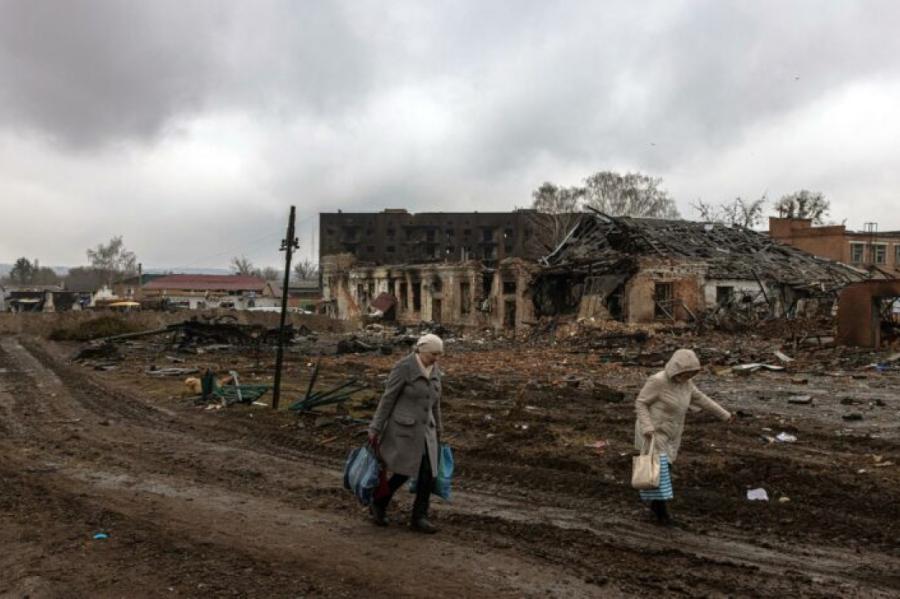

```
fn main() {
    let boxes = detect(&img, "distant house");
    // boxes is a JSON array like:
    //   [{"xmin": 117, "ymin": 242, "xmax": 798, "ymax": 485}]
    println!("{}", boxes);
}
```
[
  {"xmin": 141, "ymin": 274, "xmax": 278, "ymax": 310},
  {"xmin": 770, "ymin": 217, "xmax": 900, "ymax": 276},
  {"xmin": 270, "ymin": 279, "xmax": 322, "ymax": 312},
  {"xmin": 111, "ymin": 273, "xmax": 167, "ymax": 301},
  {"xmin": 2, "ymin": 285, "xmax": 81, "ymax": 313}
]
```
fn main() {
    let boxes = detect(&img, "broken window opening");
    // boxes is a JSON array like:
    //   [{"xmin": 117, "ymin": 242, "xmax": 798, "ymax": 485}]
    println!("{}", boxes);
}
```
[
  {"xmin": 502, "ymin": 280, "xmax": 517, "ymax": 295},
  {"xmin": 460, "ymin": 281, "xmax": 471, "ymax": 315},
  {"xmin": 504, "ymin": 299, "xmax": 517, "ymax": 328},
  {"xmin": 716, "ymin": 286, "xmax": 734, "ymax": 307},
  {"xmin": 606, "ymin": 293, "xmax": 623, "ymax": 320},
  {"xmin": 432, "ymin": 278, "xmax": 443, "ymax": 293},
  {"xmin": 481, "ymin": 272, "xmax": 493, "ymax": 297},
  {"xmin": 432, "ymin": 298, "xmax": 442, "ymax": 323},
  {"xmin": 412, "ymin": 281, "xmax": 422, "ymax": 311},
  {"xmin": 400, "ymin": 282, "xmax": 409, "ymax": 310},
  {"xmin": 482, "ymin": 228, "xmax": 494, "ymax": 242},
  {"xmin": 654, "ymin": 282, "xmax": 674, "ymax": 320},
  {"xmin": 426, "ymin": 230, "xmax": 436, "ymax": 243},
  {"xmin": 850, "ymin": 243, "xmax": 865, "ymax": 264}
]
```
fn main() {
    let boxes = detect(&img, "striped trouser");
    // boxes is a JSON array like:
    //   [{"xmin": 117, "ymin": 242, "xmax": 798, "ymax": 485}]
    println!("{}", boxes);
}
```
[{"xmin": 639, "ymin": 453, "xmax": 674, "ymax": 501}]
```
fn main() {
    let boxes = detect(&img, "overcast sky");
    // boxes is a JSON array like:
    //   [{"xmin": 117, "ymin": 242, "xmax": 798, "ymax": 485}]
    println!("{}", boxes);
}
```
[{"xmin": 1, "ymin": 0, "xmax": 899, "ymax": 269}]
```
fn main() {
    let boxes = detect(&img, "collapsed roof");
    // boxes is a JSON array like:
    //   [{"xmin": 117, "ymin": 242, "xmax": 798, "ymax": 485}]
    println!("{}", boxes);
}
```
[{"xmin": 541, "ymin": 212, "xmax": 867, "ymax": 292}]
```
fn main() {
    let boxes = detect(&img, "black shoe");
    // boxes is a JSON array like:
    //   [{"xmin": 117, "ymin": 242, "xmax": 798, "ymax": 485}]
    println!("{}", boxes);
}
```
[
  {"xmin": 411, "ymin": 517, "xmax": 438, "ymax": 534},
  {"xmin": 650, "ymin": 500, "xmax": 672, "ymax": 526},
  {"xmin": 369, "ymin": 502, "xmax": 388, "ymax": 527}
]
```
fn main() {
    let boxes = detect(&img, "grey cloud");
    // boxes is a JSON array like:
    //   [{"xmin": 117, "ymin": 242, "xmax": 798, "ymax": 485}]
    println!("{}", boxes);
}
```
[
  {"xmin": 2, "ymin": 0, "xmax": 900, "ymax": 266},
  {"xmin": 0, "ymin": 0, "xmax": 373, "ymax": 147}
]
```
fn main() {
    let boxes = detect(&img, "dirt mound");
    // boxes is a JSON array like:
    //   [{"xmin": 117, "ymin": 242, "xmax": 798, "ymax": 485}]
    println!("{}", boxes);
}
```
[{"xmin": 48, "ymin": 316, "xmax": 144, "ymax": 341}]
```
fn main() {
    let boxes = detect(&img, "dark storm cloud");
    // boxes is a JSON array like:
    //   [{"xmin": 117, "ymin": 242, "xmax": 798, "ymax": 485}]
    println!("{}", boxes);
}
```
[
  {"xmin": 1, "ymin": 0, "xmax": 900, "ymax": 266},
  {"xmin": 0, "ymin": 0, "xmax": 373, "ymax": 147}
]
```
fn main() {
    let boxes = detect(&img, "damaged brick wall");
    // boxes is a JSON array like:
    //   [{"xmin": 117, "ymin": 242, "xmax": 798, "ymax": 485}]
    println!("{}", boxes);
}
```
[
  {"xmin": 623, "ymin": 259, "xmax": 707, "ymax": 323},
  {"xmin": 837, "ymin": 279, "xmax": 900, "ymax": 348}
]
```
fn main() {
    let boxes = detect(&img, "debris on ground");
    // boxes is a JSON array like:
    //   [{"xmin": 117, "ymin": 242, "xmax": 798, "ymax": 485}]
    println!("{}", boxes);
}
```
[{"xmin": 746, "ymin": 488, "xmax": 769, "ymax": 501}]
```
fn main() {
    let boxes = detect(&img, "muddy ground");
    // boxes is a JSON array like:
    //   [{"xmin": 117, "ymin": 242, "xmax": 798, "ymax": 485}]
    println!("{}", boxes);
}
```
[{"xmin": 1, "ymin": 321, "xmax": 899, "ymax": 597}]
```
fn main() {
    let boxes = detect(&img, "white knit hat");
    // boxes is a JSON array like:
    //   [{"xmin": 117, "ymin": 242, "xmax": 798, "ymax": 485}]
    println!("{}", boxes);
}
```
[{"xmin": 415, "ymin": 333, "xmax": 444, "ymax": 354}]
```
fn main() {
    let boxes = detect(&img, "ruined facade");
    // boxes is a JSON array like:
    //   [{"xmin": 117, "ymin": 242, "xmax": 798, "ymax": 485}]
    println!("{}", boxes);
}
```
[
  {"xmin": 319, "ymin": 209, "xmax": 549, "ymax": 266},
  {"xmin": 322, "ymin": 254, "xmax": 537, "ymax": 329},
  {"xmin": 535, "ymin": 214, "xmax": 867, "ymax": 325},
  {"xmin": 319, "ymin": 209, "xmax": 556, "ymax": 330}
]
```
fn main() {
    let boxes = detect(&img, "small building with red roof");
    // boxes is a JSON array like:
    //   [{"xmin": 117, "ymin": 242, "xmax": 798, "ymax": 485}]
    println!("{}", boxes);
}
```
[{"xmin": 140, "ymin": 274, "xmax": 279, "ymax": 310}]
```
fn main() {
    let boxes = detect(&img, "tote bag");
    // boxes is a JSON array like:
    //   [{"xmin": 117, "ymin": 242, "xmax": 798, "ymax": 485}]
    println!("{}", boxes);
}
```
[{"xmin": 631, "ymin": 435, "xmax": 660, "ymax": 490}]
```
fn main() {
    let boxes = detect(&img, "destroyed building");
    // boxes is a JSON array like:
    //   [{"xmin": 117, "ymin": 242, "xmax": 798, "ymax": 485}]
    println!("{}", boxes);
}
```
[
  {"xmin": 535, "ymin": 213, "xmax": 868, "ymax": 325},
  {"xmin": 320, "ymin": 209, "xmax": 550, "ymax": 329}
]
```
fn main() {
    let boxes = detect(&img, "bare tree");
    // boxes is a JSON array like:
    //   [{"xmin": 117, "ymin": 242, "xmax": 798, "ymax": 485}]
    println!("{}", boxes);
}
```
[
  {"xmin": 693, "ymin": 195, "xmax": 767, "ymax": 228},
  {"xmin": 230, "ymin": 256, "xmax": 256, "ymax": 276},
  {"xmin": 528, "ymin": 182, "xmax": 586, "ymax": 253},
  {"xmin": 87, "ymin": 236, "xmax": 137, "ymax": 284},
  {"xmin": 774, "ymin": 190, "xmax": 830, "ymax": 224},
  {"xmin": 64, "ymin": 267, "xmax": 108, "ymax": 292},
  {"xmin": 292, "ymin": 259, "xmax": 319, "ymax": 281},
  {"xmin": 260, "ymin": 266, "xmax": 281, "ymax": 281},
  {"xmin": 583, "ymin": 171, "xmax": 680, "ymax": 219}
]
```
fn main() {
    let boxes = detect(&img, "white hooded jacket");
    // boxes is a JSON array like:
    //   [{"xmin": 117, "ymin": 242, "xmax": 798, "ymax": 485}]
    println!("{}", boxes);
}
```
[{"xmin": 634, "ymin": 349, "xmax": 730, "ymax": 462}]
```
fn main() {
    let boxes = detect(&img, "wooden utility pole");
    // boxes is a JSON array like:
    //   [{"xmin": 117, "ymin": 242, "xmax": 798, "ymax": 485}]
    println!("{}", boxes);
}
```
[{"xmin": 272, "ymin": 205, "xmax": 298, "ymax": 410}]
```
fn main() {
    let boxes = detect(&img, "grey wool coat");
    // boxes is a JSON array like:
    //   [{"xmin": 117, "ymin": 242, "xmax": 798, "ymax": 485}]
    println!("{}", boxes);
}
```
[{"xmin": 369, "ymin": 353, "xmax": 443, "ymax": 477}]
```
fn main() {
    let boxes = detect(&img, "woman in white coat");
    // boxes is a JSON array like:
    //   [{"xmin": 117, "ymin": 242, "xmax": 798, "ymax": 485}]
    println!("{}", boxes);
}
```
[{"xmin": 634, "ymin": 349, "xmax": 732, "ymax": 524}]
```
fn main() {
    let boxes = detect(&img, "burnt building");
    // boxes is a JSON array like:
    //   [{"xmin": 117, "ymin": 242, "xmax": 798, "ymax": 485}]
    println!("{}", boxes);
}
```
[
  {"xmin": 319, "ymin": 209, "xmax": 547, "ymax": 266},
  {"xmin": 319, "ymin": 209, "xmax": 550, "ymax": 329}
]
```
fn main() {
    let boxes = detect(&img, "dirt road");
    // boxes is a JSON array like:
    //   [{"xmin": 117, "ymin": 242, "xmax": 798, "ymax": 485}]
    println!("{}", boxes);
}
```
[{"xmin": 1, "ymin": 335, "xmax": 898, "ymax": 597}]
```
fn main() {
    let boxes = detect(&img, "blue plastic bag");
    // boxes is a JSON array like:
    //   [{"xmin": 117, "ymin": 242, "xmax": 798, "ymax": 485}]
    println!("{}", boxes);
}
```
[
  {"xmin": 343, "ymin": 445, "xmax": 381, "ymax": 506},
  {"xmin": 409, "ymin": 444, "xmax": 454, "ymax": 502}
]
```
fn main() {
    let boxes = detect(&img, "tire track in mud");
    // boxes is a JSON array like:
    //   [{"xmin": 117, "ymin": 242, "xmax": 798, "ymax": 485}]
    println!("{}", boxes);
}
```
[{"xmin": 11, "ymin": 336, "xmax": 900, "ymax": 598}]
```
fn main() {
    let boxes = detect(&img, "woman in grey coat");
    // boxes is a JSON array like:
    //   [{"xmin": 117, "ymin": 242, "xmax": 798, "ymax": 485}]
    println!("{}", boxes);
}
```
[{"xmin": 368, "ymin": 334, "xmax": 444, "ymax": 533}]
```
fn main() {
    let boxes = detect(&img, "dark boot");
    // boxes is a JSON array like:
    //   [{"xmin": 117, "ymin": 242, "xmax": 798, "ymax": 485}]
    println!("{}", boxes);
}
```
[
  {"xmin": 411, "ymin": 494, "xmax": 437, "ymax": 534},
  {"xmin": 369, "ymin": 500, "xmax": 389, "ymax": 526},
  {"xmin": 650, "ymin": 500, "xmax": 672, "ymax": 526}
]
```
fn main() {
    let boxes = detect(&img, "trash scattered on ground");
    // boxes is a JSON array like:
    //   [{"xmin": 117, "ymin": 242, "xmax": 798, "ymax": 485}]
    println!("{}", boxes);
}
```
[
  {"xmin": 584, "ymin": 440, "xmax": 608, "ymax": 453},
  {"xmin": 147, "ymin": 366, "xmax": 199, "ymax": 377},
  {"xmin": 747, "ymin": 488, "xmax": 769, "ymax": 501},
  {"xmin": 732, "ymin": 363, "xmax": 785, "ymax": 375},
  {"xmin": 93, "ymin": 532, "xmax": 109, "ymax": 540},
  {"xmin": 842, "ymin": 413, "xmax": 864, "ymax": 421},
  {"xmin": 774, "ymin": 350, "xmax": 794, "ymax": 363},
  {"xmin": 787, "ymin": 395, "xmax": 813, "ymax": 405},
  {"xmin": 775, "ymin": 432, "xmax": 797, "ymax": 443},
  {"xmin": 290, "ymin": 360, "xmax": 367, "ymax": 412},
  {"xmin": 778, "ymin": 496, "xmax": 791, "ymax": 503}
]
